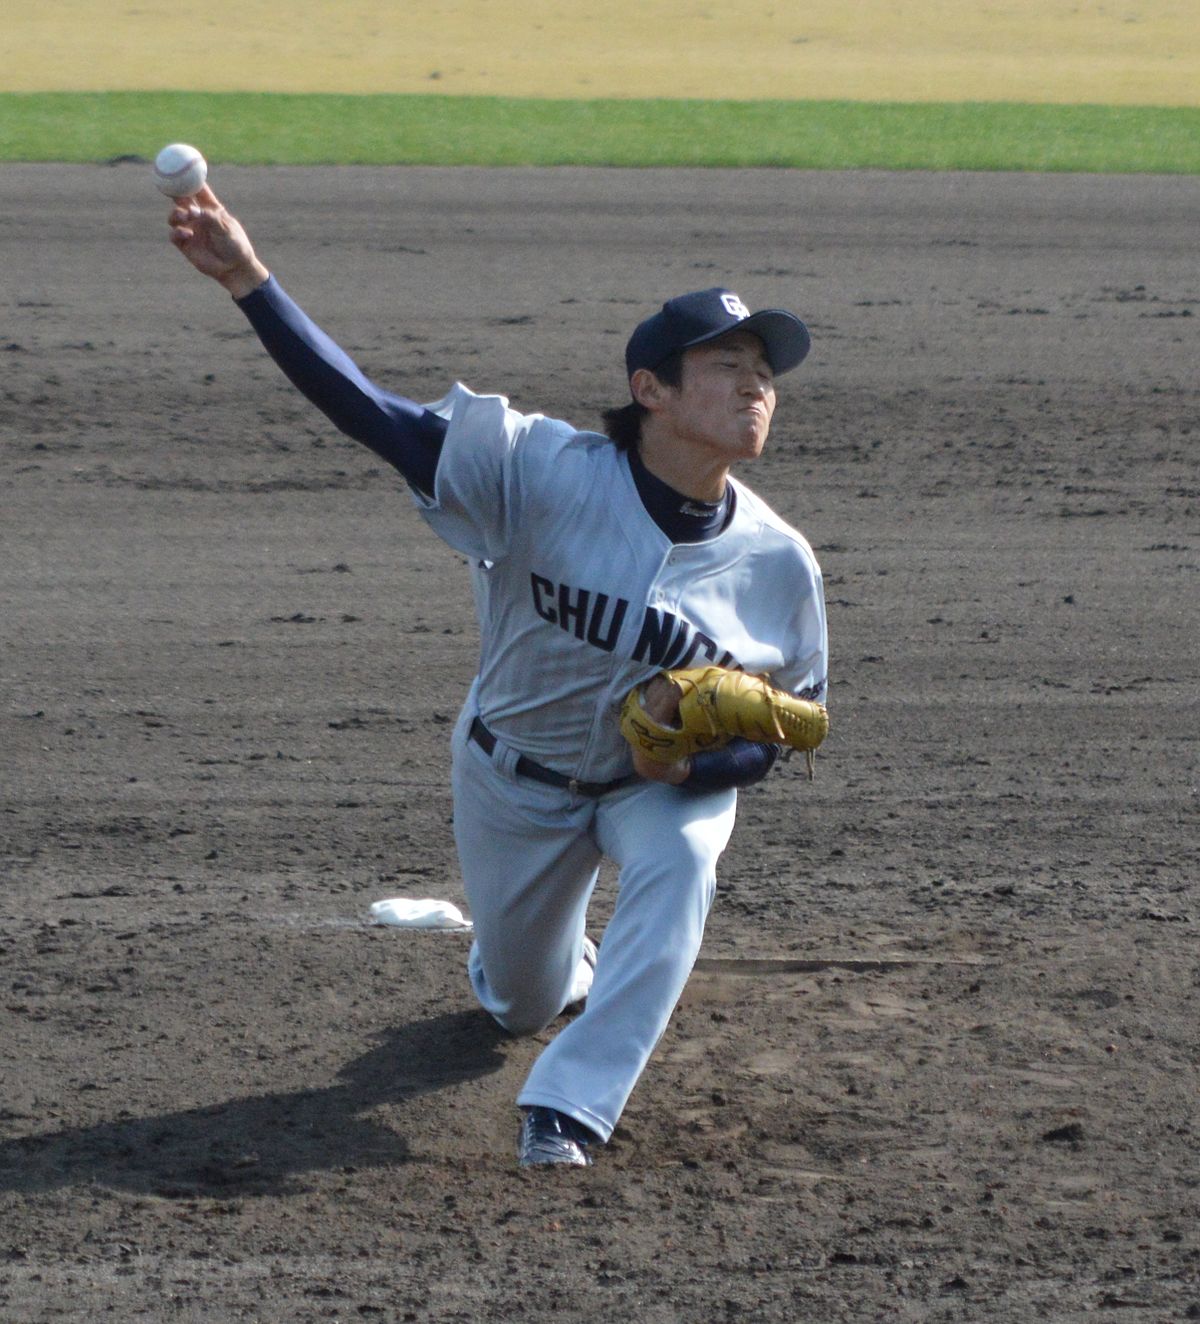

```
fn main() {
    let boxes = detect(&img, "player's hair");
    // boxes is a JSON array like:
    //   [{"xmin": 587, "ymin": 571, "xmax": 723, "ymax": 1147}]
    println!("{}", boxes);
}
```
[{"xmin": 601, "ymin": 351, "xmax": 685, "ymax": 451}]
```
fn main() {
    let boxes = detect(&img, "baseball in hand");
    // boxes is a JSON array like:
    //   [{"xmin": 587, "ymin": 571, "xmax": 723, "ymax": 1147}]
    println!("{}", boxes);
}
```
[{"xmin": 153, "ymin": 143, "xmax": 208, "ymax": 197}]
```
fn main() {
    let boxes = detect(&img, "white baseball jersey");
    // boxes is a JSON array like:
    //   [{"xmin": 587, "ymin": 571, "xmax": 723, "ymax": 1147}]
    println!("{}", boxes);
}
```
[{"xmin": 413, "ymin": 383, "xmax": 828, "ymax": 783}]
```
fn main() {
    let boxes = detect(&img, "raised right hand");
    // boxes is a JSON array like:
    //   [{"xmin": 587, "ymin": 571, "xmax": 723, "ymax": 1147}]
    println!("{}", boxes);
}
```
[{"xmin": 168, "ymin": 184, "xmax": 270, "ymax": 299}]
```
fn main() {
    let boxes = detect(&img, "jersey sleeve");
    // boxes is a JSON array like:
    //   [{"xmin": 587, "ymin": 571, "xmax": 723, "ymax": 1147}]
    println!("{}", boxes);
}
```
[
  {"xmin": 411, "ymin": 383, "xmax": 566, "ymax": 563},
  {"xmin": 767, "ymin": 541, "xmax": 829, "ymax": 705},
  {"xmin": 789, "ymin": 567, "xmax": 829, "ymax": 704}
]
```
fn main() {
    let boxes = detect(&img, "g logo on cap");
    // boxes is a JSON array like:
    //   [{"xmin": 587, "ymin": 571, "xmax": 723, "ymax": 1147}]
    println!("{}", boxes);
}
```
[{"xmin": 720, "ymin": 294, "xmax": 751, "ymax": 320}]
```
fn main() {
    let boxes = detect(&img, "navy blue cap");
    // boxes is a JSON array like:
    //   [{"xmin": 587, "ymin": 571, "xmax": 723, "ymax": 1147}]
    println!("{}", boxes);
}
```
[{"xmin": 625, "ymin": 288, "xmax": 811, "ymax": 380}]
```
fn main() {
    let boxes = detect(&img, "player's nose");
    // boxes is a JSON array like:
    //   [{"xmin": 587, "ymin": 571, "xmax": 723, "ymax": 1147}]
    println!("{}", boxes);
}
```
[{"xmin": 738, "ymin": 367, "xmax": 772, "ymax": 397}]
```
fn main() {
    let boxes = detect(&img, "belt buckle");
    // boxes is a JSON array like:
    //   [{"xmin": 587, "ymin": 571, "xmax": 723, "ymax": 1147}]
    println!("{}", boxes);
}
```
[{"xmin": 568, "ymin": 777, "xmax": 581, "ymax": 796}]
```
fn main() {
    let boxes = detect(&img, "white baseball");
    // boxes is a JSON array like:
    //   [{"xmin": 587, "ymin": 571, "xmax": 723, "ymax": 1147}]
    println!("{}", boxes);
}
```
[{"xmin": 153, "ymin": 143, "xmax": 208, "ymax": 197}]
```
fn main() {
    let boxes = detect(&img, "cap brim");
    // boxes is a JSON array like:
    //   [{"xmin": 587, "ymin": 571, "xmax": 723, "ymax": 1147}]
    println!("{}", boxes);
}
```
[{"xmin": 686, "ymin": 309, "xmax": 811, "ymax": 376}]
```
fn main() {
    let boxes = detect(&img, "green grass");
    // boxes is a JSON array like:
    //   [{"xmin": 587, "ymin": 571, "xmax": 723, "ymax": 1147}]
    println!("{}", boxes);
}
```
[{"xmin": 1, "ymin": 91, "xmax": 1197, "ymax": 173}]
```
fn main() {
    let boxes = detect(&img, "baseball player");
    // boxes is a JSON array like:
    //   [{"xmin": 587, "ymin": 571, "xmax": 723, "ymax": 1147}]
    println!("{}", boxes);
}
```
[{"xmin": 167, "ymin": 186, "xmax": 828, "ymax": 1168}]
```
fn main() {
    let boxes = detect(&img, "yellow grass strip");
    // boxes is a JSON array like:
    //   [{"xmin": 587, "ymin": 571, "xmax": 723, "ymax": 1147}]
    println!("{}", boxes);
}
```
[{"xmin": 3, "ymin": 1, "xmax": 1198, "ymax": 106}]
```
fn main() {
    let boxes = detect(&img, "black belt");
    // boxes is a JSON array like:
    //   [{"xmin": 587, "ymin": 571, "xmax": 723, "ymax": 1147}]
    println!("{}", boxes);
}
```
[{"xmin": 469, "ymin": 717, "xmax": 634, "ymax": 798}]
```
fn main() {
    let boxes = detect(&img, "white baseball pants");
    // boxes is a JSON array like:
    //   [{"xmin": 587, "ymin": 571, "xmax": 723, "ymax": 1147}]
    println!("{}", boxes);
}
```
[{"xmin": 450, "ymin": 708, "xmax": 738, "ymax": 1143}]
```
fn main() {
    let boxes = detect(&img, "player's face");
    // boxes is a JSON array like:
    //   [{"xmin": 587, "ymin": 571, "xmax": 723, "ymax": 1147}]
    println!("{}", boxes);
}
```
[{"xmin": 666, "ymin": 331, "xmax": 777, "ymax": 465}]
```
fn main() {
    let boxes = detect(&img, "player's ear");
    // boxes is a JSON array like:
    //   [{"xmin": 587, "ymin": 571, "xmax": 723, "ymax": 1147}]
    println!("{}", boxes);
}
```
[{"xmin": 630, "ymin": 367, "xmax": 671, "ymax": 411}]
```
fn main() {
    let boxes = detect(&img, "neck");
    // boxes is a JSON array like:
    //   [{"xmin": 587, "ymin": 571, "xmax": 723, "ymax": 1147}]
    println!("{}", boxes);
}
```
[
  {"xmin": 636, "ymin": 426, "xmax": 730, "ymax": 502},
  {"xmin": 626, "ymin": 449, "xmax": 732, "ymax": 544}
]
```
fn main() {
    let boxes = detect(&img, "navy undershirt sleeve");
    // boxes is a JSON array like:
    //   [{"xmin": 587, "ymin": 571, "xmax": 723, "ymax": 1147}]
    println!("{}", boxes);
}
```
[
  {"xmin": 684, "ymin": 738, "xmax": 779, "ymax": 791},
  {"xmin": 235, "ymin": 275, "xmax": 447, "ymax": 496}
]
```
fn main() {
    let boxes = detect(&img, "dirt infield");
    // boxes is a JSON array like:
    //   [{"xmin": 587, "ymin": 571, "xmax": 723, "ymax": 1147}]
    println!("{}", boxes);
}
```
[{"xmin": 2, "ymin": 163, "xmax": 1198, "ymax": 1321}]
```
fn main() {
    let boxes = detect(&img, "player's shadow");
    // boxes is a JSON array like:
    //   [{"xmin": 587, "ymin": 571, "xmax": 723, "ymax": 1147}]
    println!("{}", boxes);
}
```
[{"xmin": 0, "ymin": 1008, "xmax": 506, "ymax": 1198}]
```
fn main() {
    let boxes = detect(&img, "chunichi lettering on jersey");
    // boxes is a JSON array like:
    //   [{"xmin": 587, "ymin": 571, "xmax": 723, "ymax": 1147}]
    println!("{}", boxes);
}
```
[
  {"xmin": 632, "ymin": 609, "xmax": 737, "ymax": 670},
  {"xmin": 530, "ymin": 573, "xmax": 629, "ymax": 651},
  {"xmin": 529, "ymin": 572, "xmax": 740, "ymax": 671}
]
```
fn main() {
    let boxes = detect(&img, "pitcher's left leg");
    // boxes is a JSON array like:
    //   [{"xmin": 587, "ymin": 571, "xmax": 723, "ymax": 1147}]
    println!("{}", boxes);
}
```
[{"xmin": 516, "ymin": 781, "xmax": 737, "ymax": 1141}]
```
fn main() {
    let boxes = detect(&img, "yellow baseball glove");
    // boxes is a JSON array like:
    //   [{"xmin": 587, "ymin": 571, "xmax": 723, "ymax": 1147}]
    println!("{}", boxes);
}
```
[{"xmin": 619, "ymin": 665, "xmax": 829, "ymax": 766}]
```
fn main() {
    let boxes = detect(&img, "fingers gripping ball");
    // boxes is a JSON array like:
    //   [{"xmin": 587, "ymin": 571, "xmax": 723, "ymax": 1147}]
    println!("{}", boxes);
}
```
[
  {"xmin": 153, "ymin": 143, "xmax": 207, "ymax": 197},
  {"xmin": 620, "ymin": 665, "xmax": 829, "ymax": 766}
]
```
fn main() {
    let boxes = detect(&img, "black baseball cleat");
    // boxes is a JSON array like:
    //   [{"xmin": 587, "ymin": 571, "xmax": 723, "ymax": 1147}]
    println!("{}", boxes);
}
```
[{"xmin": 517, "ymin": 1106, "xmax": 597, "ymax": 1168}]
